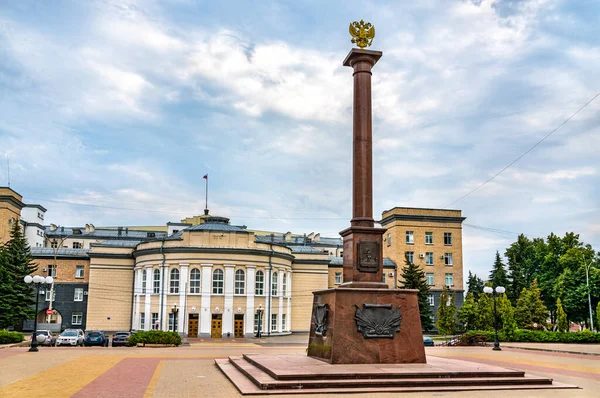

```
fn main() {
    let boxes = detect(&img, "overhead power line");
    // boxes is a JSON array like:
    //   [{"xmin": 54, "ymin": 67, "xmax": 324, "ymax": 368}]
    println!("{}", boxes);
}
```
[{"xmin": 443, "ymin": 91, "xmax": 600, "ymax": 209}]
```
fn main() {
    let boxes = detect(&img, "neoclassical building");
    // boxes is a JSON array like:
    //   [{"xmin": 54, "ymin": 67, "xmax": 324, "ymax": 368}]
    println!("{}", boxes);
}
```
[{"xmin": 86, "ymin": 215, "xmax": 331, "ymax": 337}]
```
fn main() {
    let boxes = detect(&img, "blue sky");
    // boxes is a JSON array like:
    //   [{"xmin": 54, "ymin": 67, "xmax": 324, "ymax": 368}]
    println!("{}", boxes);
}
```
[{"xmin": 1, "ymin": 0, "xmax": 599, "ymax": 283}]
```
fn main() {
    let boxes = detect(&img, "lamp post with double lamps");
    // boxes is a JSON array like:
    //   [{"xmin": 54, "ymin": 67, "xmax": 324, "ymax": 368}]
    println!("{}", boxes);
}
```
[
  {"xmin": 255, "ymin": 305, "xmax": 264, "ymax": 338},
  {"xmin": 24, "ymin": 275, "xmax": 53, "ymax": 352},
  {"xmin": 483, "ymin": 285, "xmax": 505, "ymax": 351}
]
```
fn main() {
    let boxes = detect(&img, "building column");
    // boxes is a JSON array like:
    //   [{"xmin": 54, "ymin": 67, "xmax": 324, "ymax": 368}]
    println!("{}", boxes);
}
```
[
  {"xmin": 133, "ymin": 267, "xmax": 141, "ymax": 330},
  {"xmin": 144, "ymin": 266, "xmax": 152, "ymax": 331},
  {"xmin": 287, "ymin": 273, "xmax": 292, "ymax": 331},
  {"xmin": 179, "ymin": 263, "xmax": 188, "ymax": 334},
  {"xmin": 245, "ymin": 266, "xmax": 256, "ymax": 337},
  {"xmin": 278, "ymin": 269, "xmax": 284, "ymax": 333},
  {"xmin": 199, "ymin": 264, "xmax": 212, "ymax": 337},
  {"xmin": 223, "ymin": 264, "xmax": 235, "ymax": 338},
  {"xmin": 160, "ymin": 263, "xmax": 169, "ymax": 331}
]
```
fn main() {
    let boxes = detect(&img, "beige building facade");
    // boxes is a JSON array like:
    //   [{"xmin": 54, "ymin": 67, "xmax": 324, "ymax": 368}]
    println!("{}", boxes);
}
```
[
  {"xmin": 0, "ymin": 187, "xmax": 25, "ymax": 245},
  {"xmin": 380, "ymin": 207, "xmax": 466, "ymax": 325}
]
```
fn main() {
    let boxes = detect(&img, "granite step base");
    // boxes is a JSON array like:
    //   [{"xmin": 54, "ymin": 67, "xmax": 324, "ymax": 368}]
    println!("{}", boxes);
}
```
[{"xmin": 215, "ymin": 354, "xmax": 578, "ymax": 395}]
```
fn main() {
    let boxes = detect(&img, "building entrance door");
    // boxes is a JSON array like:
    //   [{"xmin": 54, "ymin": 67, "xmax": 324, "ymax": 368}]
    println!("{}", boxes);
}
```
[
  {"xmin": 234, "ymin": 314, "xmax": 244, "ymax": 338},
  {"xmin": 211, "ymin": 314, "xmax": 222, "ymax": 338},
  {"xmin": 188, "ymin": 314, "xmax": 199, "ymax": 337}
]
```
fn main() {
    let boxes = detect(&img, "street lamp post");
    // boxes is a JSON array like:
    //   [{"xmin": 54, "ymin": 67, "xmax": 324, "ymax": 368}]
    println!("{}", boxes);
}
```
[
  {"xmin": 24, "ymin": 275, "xmax": 53, "ymax": 352},
  {"xmin": 256, "ymin": 305, "xmax": 264, "ymax": 338},
  {"xmin": 483, "ymin": 285, "xmax": 505, "ymax": 351},
  {"xmin": 171, "ymin": 305, "xmax": 179, "ymax": 333}
]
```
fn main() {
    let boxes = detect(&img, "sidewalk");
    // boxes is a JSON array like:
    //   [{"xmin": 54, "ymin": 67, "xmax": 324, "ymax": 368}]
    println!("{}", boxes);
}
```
[{"xmin": 501, "ymin": 342, "xmax": 600, "ymax": 356}]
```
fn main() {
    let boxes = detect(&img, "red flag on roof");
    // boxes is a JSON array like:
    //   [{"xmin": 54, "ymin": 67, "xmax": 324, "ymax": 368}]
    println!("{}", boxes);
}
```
[{"xmin": 203, "ymin": 174, "xmax": 208, "ymax": 179}]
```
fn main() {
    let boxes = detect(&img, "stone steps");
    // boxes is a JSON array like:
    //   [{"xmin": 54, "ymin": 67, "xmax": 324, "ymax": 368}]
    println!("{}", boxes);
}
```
[{"xmin": 215, "ymin": 354, "xmax": 578, "ymax": 395}]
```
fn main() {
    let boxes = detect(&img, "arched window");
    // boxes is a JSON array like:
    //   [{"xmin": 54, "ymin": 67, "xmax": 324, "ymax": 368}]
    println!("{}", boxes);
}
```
[
  {"xmin": 153, "ymin": 269, "xmax": 160, "ymax": 294},
  {"xmin": 169, "ymin": 268, "xmax": 180, "ymax": 294},
  {"xmin": 190, "ymin": 268, "xmax": 201, "ymax": 294},
  {"xmin": 213, "ymin": 269, "xmax": 224, "ymax": 294},
  {"xmin": 271, "ymin": 272, "xmax": 278, "ymax": 296},
  {"xmin": 235, "ymin": 269, "xmax": 245, "ymax": 295},
  {"xmin": 282, "ymin": 273, "xmax": 287, "ymax": 297},
  {"xmin": 255, "ymin": 270, "xmax": 264, "ymax": 295}
]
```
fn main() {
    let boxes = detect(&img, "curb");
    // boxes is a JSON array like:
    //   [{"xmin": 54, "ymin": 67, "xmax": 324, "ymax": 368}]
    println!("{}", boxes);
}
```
[
  {"xmin": 0, "ymin": 341, "xmax": 29, "ymax": 349},
  {"xmin": 503, "ymin": 344, "xmax": 600, "ymax": 356}
]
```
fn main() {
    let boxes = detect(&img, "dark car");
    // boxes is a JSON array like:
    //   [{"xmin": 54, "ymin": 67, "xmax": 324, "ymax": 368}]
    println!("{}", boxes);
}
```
[
  {"xmin": 112, "ymin": 331, "xmax": 131, "ymax": 347},
  {"xmin": 423, "ymin": 336, "xmax": 435, "ymax": 346},
  {"xmin": 84, "ymin": 331, "xmax": 109, "ymax": 347}
]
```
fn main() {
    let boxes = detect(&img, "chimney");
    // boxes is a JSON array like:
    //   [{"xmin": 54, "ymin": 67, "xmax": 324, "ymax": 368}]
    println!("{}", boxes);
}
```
[
  {"xmin": 284, "ymin": 232, "xmax": 292, "ymax": 242},
  {"xmin": 50, "ymin": 224, "xmax": 57, "ymax": 232},
  {"xmin": 89, "ymin": 224, "xmax": 95, "ymax": 233},
  {"xmin": 314, "ymin": 233, "xmax": 321, "ymax": 242},
  {"xmin": 85, "ymin": 224, "xmax": 90, "ymax": 234}
]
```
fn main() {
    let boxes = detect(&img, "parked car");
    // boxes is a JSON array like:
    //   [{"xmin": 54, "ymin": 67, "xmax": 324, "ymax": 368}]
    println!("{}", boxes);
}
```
[
  {"xmin": 84, "ymin": 331, "xmax": 109, "ymax": 347},
  {"xmin": 423, "ymin": 336, "xmax": 435, "ymax": 347},
  {"xmin": 111, "ymin": 331, "xmax": 131, "ymax": 347},
  {"xmin": 56, "ymin": 329, "xmax": 85, "ymax": 346},
  {"xmin": 30, "ymin": 330, "xmax": 56, "ymax": 346}
]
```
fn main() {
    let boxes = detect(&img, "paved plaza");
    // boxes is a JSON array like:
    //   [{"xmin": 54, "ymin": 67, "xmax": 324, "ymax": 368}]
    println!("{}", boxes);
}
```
[{"xmin": 0, "ymin": 338, "xmax": 599, "ymax": 397}]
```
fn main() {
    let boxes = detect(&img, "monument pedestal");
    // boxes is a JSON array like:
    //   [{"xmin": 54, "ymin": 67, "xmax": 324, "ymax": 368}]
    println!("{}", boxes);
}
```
[{"xmin": 307, "ymin": 287, "xmax": 426, "ymax": 364}]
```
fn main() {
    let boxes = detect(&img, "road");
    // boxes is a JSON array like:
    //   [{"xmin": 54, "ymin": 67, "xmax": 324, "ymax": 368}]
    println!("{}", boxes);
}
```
[{"xmin": 0, "ymin": 339, "xmax": 598, "ymax": 397}]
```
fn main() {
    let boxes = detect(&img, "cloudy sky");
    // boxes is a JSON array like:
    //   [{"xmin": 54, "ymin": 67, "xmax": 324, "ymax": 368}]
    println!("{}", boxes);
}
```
[{"xmin": 1, "ymin": 0, "xmax": 598, "ymax": 283}]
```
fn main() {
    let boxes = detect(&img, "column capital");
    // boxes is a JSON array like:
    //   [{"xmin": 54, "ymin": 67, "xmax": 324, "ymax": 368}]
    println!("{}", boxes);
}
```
[
  {"xmin": 179, "ymin": 263, "xmax": 189, "ymax": 267},
  {"xmin": 343, "ymin": 48, "xmax": 382, "ymax": 68},
  {"xmin": 245, "ymin": 265, "xmax": 256, "ymax": 269},
  {"xmin": 224, "ymin": 264, "xmax": 236, "ymax": 268},
  {"xmin": 201, "ymin": 263, "xmax": 213, "ymax": 269}
]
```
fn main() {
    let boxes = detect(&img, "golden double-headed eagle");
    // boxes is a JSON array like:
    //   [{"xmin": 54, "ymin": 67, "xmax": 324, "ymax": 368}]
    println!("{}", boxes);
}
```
[{"xmin": 349, "ymin": 20, "xmax": 375, "ymax": 49}]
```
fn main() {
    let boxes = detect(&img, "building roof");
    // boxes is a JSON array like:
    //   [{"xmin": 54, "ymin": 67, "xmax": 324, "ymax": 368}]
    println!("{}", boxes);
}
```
[
  {"xmin": 328, "ymin": 256, "xmax": 397, "ymax": 268},
  {"xmin": 24, "ymin": 204, "xmax": 47, "ymax": 212},
  {"xmin": 44, "ymin": 226, "xmax": 167, "ymax": 240},
  {"xmin": 255, "ymin": 234, "xmax": 342, "ymax": 246},
  {"xmin": 289, "ymin": 246, "xmax": 328, "ymax": 254},
  {"xmin": 92, "ymin": 240, "xmax": 142, "ymax": 248},
  {"xmin": 30, "ymin": 247, "xmax": 90, "ymax": 258},
  {"xmin": 186, "ymin": 222, "xmax": 249, "ymax": 233}
]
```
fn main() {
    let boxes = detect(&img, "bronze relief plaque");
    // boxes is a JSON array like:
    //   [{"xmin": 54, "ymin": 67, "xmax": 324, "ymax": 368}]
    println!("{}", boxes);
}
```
[
  {"xmin": 354, "ymin": 303, "xmax": 402, "ymax": 339},
  {"xmin": 357, "ymin": 241, "xmax": 379, "ymax": 272},
  {"xmin": 313, "ymin": 304, "xmax": 329, "ymax": 336}
]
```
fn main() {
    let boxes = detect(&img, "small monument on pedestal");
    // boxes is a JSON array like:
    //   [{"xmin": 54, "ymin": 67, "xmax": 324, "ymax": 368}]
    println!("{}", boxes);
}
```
[{"xmin": 306, "ymin": 20, "xmax": 427, "ymax": 364}]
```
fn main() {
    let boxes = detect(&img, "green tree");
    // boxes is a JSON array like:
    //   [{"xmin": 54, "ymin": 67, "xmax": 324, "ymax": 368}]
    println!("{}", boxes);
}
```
[
  {"xmin": 0, "ymin": 222, "xmax": 38, "ymax": 329},
  {"xmin": 435, "ymin": 286, "xmax": 457, "ymax": 335},
  {"xmin": 399, "ymin": 255, "xmax": 433, "ymax": 331},
  {"xmin": 457, "ymin": 292, "xmax": 477, "ymax": 331},
  {"xmin": 476, "ymin": 292, "xmax": 494, "ymax": 331},
  {"xmin": 497, "ymin": 293, "xmax": 518, "ymax": 338},
  {"xmin": 515, "ymin": 280, "xmax": 548, "ymax": 329},
  {"xmin": 596, "ymin": 301, "xmax": 600, "ymax": 333},
  {"xmin": 489, "ymin": 251, "xmax": 509, "ymax": 289},
  {"xmin": 466, "ymin": 271, "xmax": 484, "ymax": 300},
  {"xmin": 505, "ymin": 234, "xmax": 535, "ymax": 305},
  {"xmin": 556, "ymin": 298, "xmax": 568, "ymax": 333}
]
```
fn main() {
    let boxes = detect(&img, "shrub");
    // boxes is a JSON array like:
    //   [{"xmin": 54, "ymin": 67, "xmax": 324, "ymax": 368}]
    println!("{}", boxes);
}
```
[
  {"xmin": 128, "ymin": 330, "xmax": 182, "ymax": 346},
  {"xmin": 0, "ymin": 329, "xmax": 24, "ymax": 344},
  {"xmin": 466, "ymin": 329, "xmax": 600, "ymax": 343}
]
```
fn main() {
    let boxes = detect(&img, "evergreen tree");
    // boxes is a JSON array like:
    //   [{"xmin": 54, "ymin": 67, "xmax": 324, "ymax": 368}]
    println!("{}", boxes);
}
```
[
  {"xmin": 466, "ymin": 271, "xmax": 484, "ymax": 300},
  {"xmin": 476, "ymin": 293, "xmax": 494, "ymax": 331},
  {"xmin": 515, "ymin": 280, "xmax": 548, "ymax": 329},
  {"xmin": 399, "ymin": 254, "xmax": 433, "ymax": 331},
  {"xmin": 556, "ymin": 298, "xmax": 568, "ymax": 333},
  {"xmin": 457, "ymin": 291, "xmax": 477, "ymax": 331},
  {"xmin": 489, "ymin": 251, "xmax": 509, "ymax": 289},
  {"xmin": 505, "ymin": 234, "xmax": 534, "ymax": 305},
  {"xmin": 0, "ymin": 222, "xmax": 38, "ymax": 329},
  {"xmin": 435, "ymin": 286, "xmax": 457, "ymax": 335}
]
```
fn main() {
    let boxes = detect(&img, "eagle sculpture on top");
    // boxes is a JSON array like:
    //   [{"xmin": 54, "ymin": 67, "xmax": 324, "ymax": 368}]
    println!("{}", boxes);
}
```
[{"xmin": 349, "ymin": 20, "xmax": 375, "ymax": 49}]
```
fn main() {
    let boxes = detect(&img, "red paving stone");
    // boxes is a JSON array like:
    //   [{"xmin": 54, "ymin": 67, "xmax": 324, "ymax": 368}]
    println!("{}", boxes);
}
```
[
  {"xmin": 72, "ymin": 357, "xmax": 161, "ymax": 398},
  {"xmin": 449, "ymin": 355, "xmax": 600, "ymax": 381},
  {"xmin": 0, "ymin": 349, "xmax": 25, "ymax": 360}
]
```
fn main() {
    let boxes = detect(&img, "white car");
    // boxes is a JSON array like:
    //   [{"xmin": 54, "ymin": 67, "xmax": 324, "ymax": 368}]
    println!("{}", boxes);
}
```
[{"xmin": 56, "ymin": 329, "xmax": 84, "ymax": 346}]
